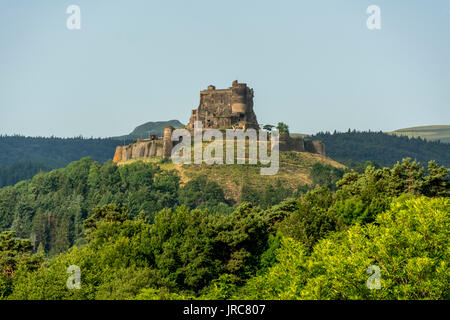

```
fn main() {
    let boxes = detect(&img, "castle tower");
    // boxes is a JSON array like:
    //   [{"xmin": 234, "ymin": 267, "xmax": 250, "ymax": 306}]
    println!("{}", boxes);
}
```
[
  {"xmin": 162, "ymin": 126, "xmax": 174, "ymax": 159},
  {"xmin": 187, "ymin": 80, "xmax": 259, "ymax": 130},
  {"xmin": 231, "ymin": 80, "xmax": 248, "ymax": 115}
]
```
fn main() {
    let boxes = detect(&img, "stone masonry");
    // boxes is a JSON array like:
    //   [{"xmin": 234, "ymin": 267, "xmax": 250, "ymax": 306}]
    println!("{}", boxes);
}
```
[{"xmin": 113, "ymin": 80, "xmax": 325, "ymax": 163}]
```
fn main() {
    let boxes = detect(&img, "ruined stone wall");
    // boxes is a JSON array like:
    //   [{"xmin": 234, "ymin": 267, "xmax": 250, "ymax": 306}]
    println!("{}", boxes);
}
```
[
  {"xmin": 114, "ymin": 132, "xmax": 326, "ymax": 163},
  {"xmin": 112, "ymin": 80, "xmax": 327, "ymax": 163},
  {"xmin": 304, "ymin": 139, "xmax": 325, "ymax": 156},
  {"xmin": 278, "ymin": 133, "xmax": 325, "ymax": 155},
  {"xmin": 112, "ymin": 140, "xmax": 164, "ymax": 163}
]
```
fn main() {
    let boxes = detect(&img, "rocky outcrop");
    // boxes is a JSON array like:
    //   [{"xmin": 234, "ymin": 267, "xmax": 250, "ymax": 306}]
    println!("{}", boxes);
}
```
[{"xmin": 113, "ymin": 146, "xmax": 124, "ymax": 162}]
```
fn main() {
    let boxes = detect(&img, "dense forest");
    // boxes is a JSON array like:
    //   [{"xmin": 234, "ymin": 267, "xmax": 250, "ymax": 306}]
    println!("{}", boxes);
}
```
[
  {"xmin": 0, "ymin": 157, "xmax": 448, "ymax": 300},
  {"xmin": 1, "ymin": 130, "xmax": 449, "ymax": 188},
  {"xmin": 0, "ymin": 157, "xmax": 345, "ymax": 255},
  {"xmin": 0, "ymin": 161, "xmax": 51, "ymax": 188},
  {"xmin": 312, "ymin": 130, "xmax": 450, "ymax": 167},
  {"xmin": 0, "ymin": 135, "xmax": 130, "ymax": 168},
  {"xmin": 0, "ymin": 135, "xmax": 133, "ymax": 187}
]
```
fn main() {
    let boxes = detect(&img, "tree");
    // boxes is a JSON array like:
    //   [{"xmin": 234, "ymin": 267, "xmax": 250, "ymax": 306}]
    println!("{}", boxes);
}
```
[
  {"xmin": 276, "ymin": 122, "xmax": 289, "ymax": 133},
  {"xmin": 83, "ymin": 204, "xmax": 130, "ymax": 241},
  {"xmin": 278, "ymin": 187, "xmax": 339, "ymax": 251},
  {"xmin": 0, "ymin": 231, "xmax": 42, "ymax": 298},
  {"xmin": 421, "ymin": 161, "xmax": 450, "ymax": 197},
  {"xmin": 178, "ymin": 175, "xmax": 228, "ymax": 210},
  {"xmin": 236, "ymin": 196, "xmax": 449, "ymax": 300}
]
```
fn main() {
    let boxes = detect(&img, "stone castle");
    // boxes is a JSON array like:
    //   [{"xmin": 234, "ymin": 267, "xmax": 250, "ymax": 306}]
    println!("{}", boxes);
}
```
[
  {"xmin": 113, "ymin": 81, "xmax": 325, "ymax": 163},
  {"xmin": 188, "ymin": 80, "xmax": 259, "ymax": 130}
]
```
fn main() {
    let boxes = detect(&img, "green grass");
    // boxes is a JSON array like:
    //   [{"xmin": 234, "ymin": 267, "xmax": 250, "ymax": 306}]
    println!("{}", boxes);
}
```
[{"xmin": 387, "ymin": 125, "xmax": 450, "ymax": 143}]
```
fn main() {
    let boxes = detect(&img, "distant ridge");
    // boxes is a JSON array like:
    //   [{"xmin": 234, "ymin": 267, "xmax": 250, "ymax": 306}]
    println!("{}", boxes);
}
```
[
  {"xmin": 313, "ymin": 130, "xmax": 450, "ymax": 167},
  {"xmin": 387, "ymin": 125, "xmax": 450, "ymax": 144},
  {"xmin": 111, "ymin": 120, "xmax": 185, "ymax": 141}
]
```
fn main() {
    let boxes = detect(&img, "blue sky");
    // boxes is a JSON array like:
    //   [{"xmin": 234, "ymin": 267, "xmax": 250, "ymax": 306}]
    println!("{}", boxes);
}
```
[{"xmin": 1, "ymin": 0, "xmax": 449, "ymax": 137}]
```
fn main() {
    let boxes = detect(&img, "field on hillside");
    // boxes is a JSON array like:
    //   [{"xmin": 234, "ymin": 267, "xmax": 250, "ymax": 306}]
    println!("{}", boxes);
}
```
[{"xmin": 387, "ymin": 125, "xmax": 450, "ymax": 143}]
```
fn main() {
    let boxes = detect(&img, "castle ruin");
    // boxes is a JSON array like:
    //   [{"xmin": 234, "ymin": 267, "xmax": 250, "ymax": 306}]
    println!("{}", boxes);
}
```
[
  {"xmin": 113, "ymin": 80, "xmax": 325, "ymax": 163},
  {"xmin": 188, "ymin": 80, "xmax": 259, "ymax": 131}
]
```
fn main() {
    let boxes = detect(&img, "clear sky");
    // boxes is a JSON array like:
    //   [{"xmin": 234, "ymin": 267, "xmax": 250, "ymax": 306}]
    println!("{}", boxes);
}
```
[{"xmin": 1, "ymin": 0, "xmax": 449, "ymax": 137}]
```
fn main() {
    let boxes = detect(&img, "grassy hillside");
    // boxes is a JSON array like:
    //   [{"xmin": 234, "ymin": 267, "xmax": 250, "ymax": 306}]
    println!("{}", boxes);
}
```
[
  {"xmin": 111, "ymin": 120, "xmax": 185, "ymax": 141},
  {"xmin": 117, "ymin": 151, "xmax": 346, "ymax": 202},
  {"xmin": 387, "ymin": 125, "xmax": 450, "ymax": 143}
]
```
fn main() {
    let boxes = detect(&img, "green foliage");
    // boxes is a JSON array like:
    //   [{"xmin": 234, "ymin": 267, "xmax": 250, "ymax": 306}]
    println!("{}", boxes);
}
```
[
  {"xmin": 0, "ymin": 158, "xmax": 182, "ymax": 254},
  {"xmin": 178, "ymin": 175, "xmax": 230, "ymax": 210},
  {"xmin": 313, "ymin": 130, "xmax": 450, "ymax": 167},
  {"xmin": 214, "ymin": 203, "xmax": 270, "ymax": 278},
  {"xmin": 278, "ymin": 187, "xmax": 340, "ymax": 251},
  {"xmin": 95, "ymin": 267, "xmax": 155, "ymax": 300},
  {"xmin": 147, "ymin": 206, "xmax": 219, "ymax": 292},
  {"xmin": 310, "ymin": 163, "xmax": 345, "ymax": 190},
  {"xmin": 0, "ymin": 231, "xmax": 43, "ymax": 298},
  {"xmin": 0, "ymin": 161, "xmax": 51, "ymax": 188},
  {"xmin": 276, "ymin": 122, "xmax": 289, "ymax": 133},
  {"xmin": 200, "ymin": 274, "xmax": 240, "ymax": 300},
  {"xmin": 0, "ymin": 135, "xmax": 129, "ymax": 168},
  {"xmin": 335, "ymin": 158, "xmax": 449, "ymax": 223},
  {"xmin": 83, "ymin": 204, "xmax": 130, "ymax": 241},
  {"xmin": 0, "ymin": 157, "xmax": 448, "ymax": 300},
  {"xmin": 236, "ymin": 197, "xmax": 449, "ymax": 300},
  {"xmin": 239, "ymin": 180, "xmax": 293, "ymax": 209}
]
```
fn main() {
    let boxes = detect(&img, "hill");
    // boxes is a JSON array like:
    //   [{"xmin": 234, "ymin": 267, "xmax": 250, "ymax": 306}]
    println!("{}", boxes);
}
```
[
  {"xmin": 111, "ymin": 120, "xmax": 185, "ymax": 141},
  {"xmin": 312, "ymin": 130, "xmax": 450, "ymax": 167},
  {"xmin": 0, "ymin": 161, "xmax": 51, "ymax": 188},
  {"xmin": 0, "ymin": 135, "xmax": 131, "ymax": 169},
  {"xmin": 0, "ymin": 135, "xmax": 132, "ymax": 187},
  {"xmin": 117, "ymin": 151, "xmax": 346, "ymax": 202},
  {"xmin": 0, "ymin": 153, "xmax": 346, "ymax": 253},
  {"xmin": 1, "ymin": 127, "xmax": 449, "ymax": 188},
  {"xmin": 387, "ymin": 125, "xmax": 450, "ymax": 143}
]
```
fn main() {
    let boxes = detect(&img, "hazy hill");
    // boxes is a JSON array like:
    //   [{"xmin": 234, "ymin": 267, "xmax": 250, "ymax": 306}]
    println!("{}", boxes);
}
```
[
  {"xmin": 387, "ymin": 125, "xmax": 450, "ymax": 143},
  {"xmin": 0, "ymin": 135, "xmax": 132, "ymax": 186},
  {"xmin": 0, "ymin": 135, "xmax": 127, "ymax": 168},
  {"xmin": 111, "ymin": 120, "xmax": 185, "ymax": 141}
]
